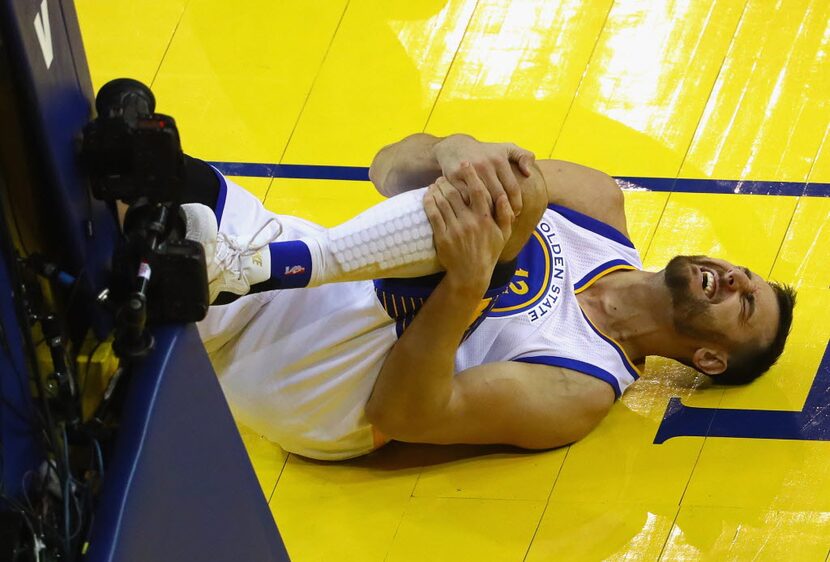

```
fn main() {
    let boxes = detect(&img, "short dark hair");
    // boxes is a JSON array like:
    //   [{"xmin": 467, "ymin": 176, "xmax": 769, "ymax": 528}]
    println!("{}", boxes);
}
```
[{"xmin": 713, "ymin": 282, "xmax": 797, "ymax": 385}]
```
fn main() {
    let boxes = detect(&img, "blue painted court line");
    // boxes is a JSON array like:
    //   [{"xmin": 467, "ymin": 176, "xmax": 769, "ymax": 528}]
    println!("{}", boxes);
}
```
[
  {"xmin": 618, "ymin": 177, "xmax": 812, "ymax": 197},
  {"xmin": 208, "ymin": 162, "xmax": 370, "ymax": 181},
  {"xmin": 654, "ymin": 340, "xmax": 830, "ymax": 443},
  {"xmin": 208, "ymin": 161, "xmax": 830, "ymax": 197}
]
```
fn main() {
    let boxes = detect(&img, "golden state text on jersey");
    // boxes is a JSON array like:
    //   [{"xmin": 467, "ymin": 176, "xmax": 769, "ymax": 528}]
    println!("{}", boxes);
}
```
[{"xmin": 489, "ymin": 218, "xmax": 566, "ymax": 322}]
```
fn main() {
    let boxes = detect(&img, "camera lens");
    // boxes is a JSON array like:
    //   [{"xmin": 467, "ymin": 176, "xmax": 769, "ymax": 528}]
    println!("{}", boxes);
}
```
[{"xmin": 95, "ymin": 78, "xmax": 156, "ymax": 121}]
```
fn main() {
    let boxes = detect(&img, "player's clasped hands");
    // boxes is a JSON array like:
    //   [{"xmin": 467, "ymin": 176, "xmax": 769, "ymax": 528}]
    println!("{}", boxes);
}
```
[
  {"xmin": 432, "ymin": 134, "xmax": 535, "ymax": 217},
  {"xmin": 424, "ymin": 166, "xmax": 514, "ymax": 292}
]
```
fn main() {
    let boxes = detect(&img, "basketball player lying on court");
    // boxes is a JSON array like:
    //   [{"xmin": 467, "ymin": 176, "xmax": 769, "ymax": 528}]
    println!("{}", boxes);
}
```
[{"xmin": 183, "ymin": 133, "xmax": 796, "ymax": 461}]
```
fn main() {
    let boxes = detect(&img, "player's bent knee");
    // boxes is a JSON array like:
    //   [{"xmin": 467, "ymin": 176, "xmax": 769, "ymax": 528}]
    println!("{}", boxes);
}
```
[{"xmin": 500, "ymin": 164, "xmax": 548, "ymax": 261}]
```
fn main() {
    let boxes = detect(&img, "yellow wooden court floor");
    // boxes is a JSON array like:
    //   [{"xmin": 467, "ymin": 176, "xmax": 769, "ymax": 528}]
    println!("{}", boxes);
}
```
[{"xmin": 76, "ymin": 1, "xmax": 830, "ymax": 560}]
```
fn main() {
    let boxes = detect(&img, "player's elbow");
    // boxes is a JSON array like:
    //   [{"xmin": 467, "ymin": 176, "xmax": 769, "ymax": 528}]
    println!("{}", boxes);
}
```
[
  {"xmin": 364, "ymin": 408, "xmax": 422, "ymax": 443},
  {"xmin": 607, "ymin": 177, "xmax": 625, "ymax": 214},
  {"xmin": 597, "ymin": 171, "xmax": 627, "ymax": 227},
  {"xmin": 368, "ymin": 152, "xmax": 390, "ymax": 197},
  {"xmin": 517, "ymin": 162, "xmax": 549, "ymax": 219},
  {"xmin": 514, "ymin": 422, "xmax": 595, "ymax": 451},
  {"xmin": 364, "ymin": 398, "xmax": 422, "ymax": 441},
  {"xmin": 517, "ymin": 392, "xmax": 613, "ymax": 450},
  {"xmin": 364, "ymin": 394, "xmax": 386, "ymax": 428}
]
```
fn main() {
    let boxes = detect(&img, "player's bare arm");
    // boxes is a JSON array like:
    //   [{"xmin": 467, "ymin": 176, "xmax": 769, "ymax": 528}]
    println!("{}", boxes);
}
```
[
  {"xmin": 535, "ymin": 159, "xmax": 629, "ymax": 238},
  {"xmin": 370, "ymin": 133, "xmax": 535, "ymax": 212},
  {"xmin": 370, "ymin": 133, "xmax": 629, "ymax": 239},
  {"xmin": 365, "ymin": 170, "xmax": 614, "ymax": 448}
]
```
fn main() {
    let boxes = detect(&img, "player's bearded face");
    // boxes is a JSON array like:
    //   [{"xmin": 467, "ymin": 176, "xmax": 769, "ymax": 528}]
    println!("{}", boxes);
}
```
[{"xmin": 664, "ymin": 255, "xmax": 719, "ymax": 341}]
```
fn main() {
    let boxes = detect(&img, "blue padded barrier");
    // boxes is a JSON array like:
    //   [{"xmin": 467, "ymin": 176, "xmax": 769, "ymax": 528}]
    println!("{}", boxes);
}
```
[{"xmin": 85, "ymin": 325, "xmax": 290, "ymax": 562}]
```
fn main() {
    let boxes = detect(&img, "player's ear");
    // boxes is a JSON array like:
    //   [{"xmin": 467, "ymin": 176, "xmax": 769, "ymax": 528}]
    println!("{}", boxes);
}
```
[{"xmin": 692, "ymin": 347, "xmax": 727, "ymax": 375}]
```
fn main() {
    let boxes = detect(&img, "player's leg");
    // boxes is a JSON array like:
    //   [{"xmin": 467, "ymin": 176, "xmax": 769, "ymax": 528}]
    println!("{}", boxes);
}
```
[
  {"xmin": 182, "ymin": 167, "xmax": 442, "ymax": 304},
  {"xmin": 183, "ymin": 161, "xmax": 544, "ymax": 305}
]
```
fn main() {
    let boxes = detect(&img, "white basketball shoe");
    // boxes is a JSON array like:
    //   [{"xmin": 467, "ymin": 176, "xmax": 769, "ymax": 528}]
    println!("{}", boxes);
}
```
[{"xmin": 180, "ymin": 203, "xmax": 281, "ymax": 303}]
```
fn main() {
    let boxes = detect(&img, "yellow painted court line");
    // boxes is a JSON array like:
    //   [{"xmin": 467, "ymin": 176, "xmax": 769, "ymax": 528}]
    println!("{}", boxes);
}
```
[
  {"xmin": 552, "ymin": 0, "xmax": 747, "ymax": 178},
  {"xmin": 283, "ymin": 1, "xmax": 478, "ymax": 167},
  {"xmin": 425, "ymin": 0, "xmax": 614, "ymax": 156},
  {"xmin": 265, "ymin": 2, "xmax": 350, "ymax": 203},
  {"xmin": 76, "ymin": 0, "xmax": 189, "ymax": 91},
  {"xmin": 681, "ymin": 0, "xmax": 830, "ymax": 183}
]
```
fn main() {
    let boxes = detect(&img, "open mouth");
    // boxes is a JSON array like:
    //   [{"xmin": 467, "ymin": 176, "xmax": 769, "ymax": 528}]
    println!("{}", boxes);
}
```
[{"xmin": 700, "ymin": 266, "xmax": 717, "ymax": 299}]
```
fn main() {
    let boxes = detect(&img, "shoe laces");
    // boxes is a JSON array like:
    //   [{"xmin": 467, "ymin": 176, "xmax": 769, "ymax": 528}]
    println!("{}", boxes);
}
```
[{"xmin": 215, "ymin": 218, "xmax": 281, "ymax": 280}]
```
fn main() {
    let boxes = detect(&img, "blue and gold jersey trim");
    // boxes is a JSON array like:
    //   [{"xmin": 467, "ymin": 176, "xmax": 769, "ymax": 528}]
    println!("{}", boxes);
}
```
[
  {"xmin": 579, "ymin": 309, "xmax": 642, "ymax": 381},
  {"xmin": 573, "ymin": 259, "xmax": 638, "ymax": 294},
  {"xmin": 212, "ymin": 164, "xmax": 229, "ymax": 228},
  {"xmin": 375, "ymin": 289, "xmax": 426, "ymax": 337},
  {"xmin": 573, "ymin": 259, "xmax": 642, "ymax": 382},
  {"xmin": 515, "ymin": 356, "xmax": 622, "ymax": 398},
  {"xmin": 548, "ymin": 204, "xmax": 635, "ymax": 249},
  {"xmin": 374, "ymin": 277, "xmax": 508, "ymax": 339}
]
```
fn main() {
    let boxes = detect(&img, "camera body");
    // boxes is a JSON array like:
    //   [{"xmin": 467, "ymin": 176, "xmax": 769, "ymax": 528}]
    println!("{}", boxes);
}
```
[
  {"xmin": 81, "ymin": 78, "xmax": 208, "ymax": 345},
  {"xmin": 83, "ymin": 112, "xmax": 186, "ymax": 204},
  {"xmin": 82, "ymin": 78, "xmax": 186, "ymax": 205}
]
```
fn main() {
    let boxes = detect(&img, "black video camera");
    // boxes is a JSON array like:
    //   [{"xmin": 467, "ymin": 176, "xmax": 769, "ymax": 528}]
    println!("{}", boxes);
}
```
[
  {"xmin": 82, "ymin": 78, "xmax": 186, "ymax": 203},
  {"xmin": 81, "ymin": 79, "xmax": 209, "ymax": 357}
]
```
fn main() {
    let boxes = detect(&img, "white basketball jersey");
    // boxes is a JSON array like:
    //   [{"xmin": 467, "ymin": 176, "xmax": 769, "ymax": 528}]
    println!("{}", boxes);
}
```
[
  {"xmin": 456, "ymin": 204, "xmax": 644, "ymax": 398},
  {"xmin": 198, "ymin": 176, "xmax": 398, "ymax": 461},
  {"xmin": 200, "ymin": 175, "xmax": 643, "ymax": 460}
]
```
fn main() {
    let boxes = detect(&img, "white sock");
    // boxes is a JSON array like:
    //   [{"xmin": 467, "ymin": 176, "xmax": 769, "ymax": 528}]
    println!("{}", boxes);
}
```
[{"xmin": 267, "ymin": 187, "xmax": 439, "ymax": 288}]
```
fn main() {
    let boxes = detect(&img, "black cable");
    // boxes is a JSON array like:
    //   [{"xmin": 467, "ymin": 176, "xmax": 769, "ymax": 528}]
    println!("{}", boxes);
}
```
[
  {"xmin": 13, "ymin": 469, "xmax": 51, "ymax": 549},
  {"xmin": 0, "ymin": 499, "xmax": 42, "ymax": 558},
  {"xmin": 15, "ymin": 269, "xmax": 107, "ymax": 560},
  {"xmin": 0, "ymin": 315, "xmax": 39, "ymax": 427},
  {"xmin": 60, "ymin": 425, "xmax": 78, "ymax": 558},
  {"xmin": 6, "ymin": 278, "xmax": 57, "ymax": 455},
  {"xmin": 61, "ymin": 266, "xmax": 88, "ymax": 344},
  {"xmin": 13, "ymin": 273, "xmax": 63, "ymax": 475},
  {"xmin": 19, "ymin": 470, "xmax": 38, "ymax": 518},
  {"xmin": 1, "ymin": 295, "xmax": 38, "ymax": 403},
  {"xmin": 2, "ymin": 187, "xmax": 31, "ymax": 257},
  {"xmin": 4, "ymin": 267, "xmax": 75, "ymax": 560},
  {"xmin": 0, "ymin": 160, "xmax": 81, "ymax": 562},
  {"xmin": 62, "ymin": 265, "xmax": 85, "ymax": 308},
  {"xmin": 80, "ymin": 337, "xmax": 105, "ymax": 397},
  {"xmin": 62, "ymin": 476, "xmax": 71, "ymax": 555},
  {"xmin": 91, "ymin": 438, "xmax": 104, "ymax": 478},
  {"xmin": 0, "ymin": 311, "xmax": 44, "ymax": 541},
  {"xmin": 68, "ymin": 479, "xmax": 84, "ymax": 541},
  {"xmin": 37, "ymin": 460, "xmax": 63, "ymax": 540},
  {"xmin": 16, "ymin": 506, "xmax": 40, "ymax": 560}
]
